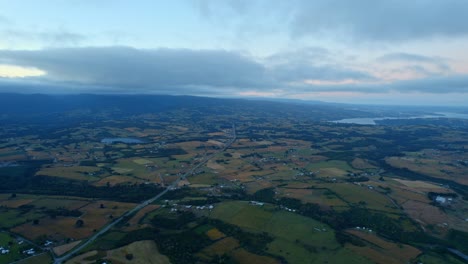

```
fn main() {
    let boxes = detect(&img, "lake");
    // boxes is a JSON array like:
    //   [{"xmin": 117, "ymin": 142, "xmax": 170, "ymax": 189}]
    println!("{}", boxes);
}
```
[
  {"xmin": 101, "ymin": 138, "xmax": 144, "ymax": 144},
  {"xmin": 331, "ymin": 112, "xmax": 468, "ymax": 125}
]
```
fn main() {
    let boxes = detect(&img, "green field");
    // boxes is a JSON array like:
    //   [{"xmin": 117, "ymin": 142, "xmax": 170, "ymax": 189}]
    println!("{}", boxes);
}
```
[
  {"xmin": 319, "ymin": 183, "xmax": 400, "ymax": 213},
  {"xmin": 209, "ymin": 201, "xmax": 370, "ymax": 263},
  {"xmin": 306, "ymin": 160, "xmax": 354, "ymax": 172},
  {"xmin": 0, "ymin": 209, "xmax": 44, "ymax": 229},
  {"xmin": 0, "ymin": 232, "xmax": 24, "ymax": 263}
]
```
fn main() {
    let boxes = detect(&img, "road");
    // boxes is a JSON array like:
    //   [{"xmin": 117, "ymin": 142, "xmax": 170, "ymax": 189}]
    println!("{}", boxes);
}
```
[{"xmin": 53, "ymin": 125, "xmax": 236, "ymax": 264}]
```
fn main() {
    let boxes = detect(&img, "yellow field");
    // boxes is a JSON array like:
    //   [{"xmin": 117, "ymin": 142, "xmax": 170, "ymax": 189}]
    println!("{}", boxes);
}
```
[
  {"xmin": 65, "ymin": 250, "xmax": 98, "ymax": 264},
  {"xmin": 93, "ymin": 175, "xmax": 145, "ymax": 186},
  {"xmin": 105, "ymin": 240, "xmax": 171, "ymax": 264},
  {"xmin": 346, "ymin": 229, "xmax": 421, "ymax": 264},
  {"xmin": 394, "ymin": 179, "xmax": 448, "ymax": 191},
  {"xmin": 351, "ymin": 158, "xmax": 377, "ymax": 169},
  {"xmin": 13, "ymin": 200, "xmax": 135, "ymax": 240},
  {"xmin": 36, "ymin": 166, "xmax": 100, "ymax": 181},
  {"xmin": 200, "ymin": 237, "xmax": 240, "ymax": 257},
  {"xmin": 53, "ymin": 240, "xmax": 82, "ymax": 256},
  {"xmin": 126, "ymin": 205, "xmax": 160, "ymax": 230},
  {"xmin": 231, "ymin": 248, "xmax": 279, "ymax": 264},
  {"xmin": 206, "ymin": 228, "xmax": 225, "ymax": 241}
]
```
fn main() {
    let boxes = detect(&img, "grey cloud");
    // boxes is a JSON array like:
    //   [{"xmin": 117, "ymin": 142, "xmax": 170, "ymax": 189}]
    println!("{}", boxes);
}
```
[
  {"xmin": 378, "ymin": 52, "xmax": 451, "ymax": 74},
  {"xmin": 291, "ymin": 0, "xmax": 468, "ymax": 41},
  {"xmin": 195, "ymin": 0, "xmax": 468, "ymax": 42},
  {"xmin": 0, "ymin": 46, "xmax": 466, "ymax": 95},
  {"xmin": 0, "ymin": 47, "xmax": 374, "ymax": 93},
  {"xmin": 378, "ymin": 53, "xmax": 442, "ymax": 63},
  {"xmin": 389, "ymin": 75, "xmax": 468, "ymax": 93},
  {"xmin": 0, "ymin": 47, "xmax": 270, "ymax": 91},
  {"xmin": 272, "ymin": 63, "xmax": 375, "ymax": 83}
]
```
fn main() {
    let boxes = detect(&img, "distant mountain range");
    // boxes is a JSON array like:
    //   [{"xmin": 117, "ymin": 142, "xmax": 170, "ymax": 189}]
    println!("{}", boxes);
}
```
[{"xmin": 0, "ymin": 93, "xmax": 466, "ymax": 125}]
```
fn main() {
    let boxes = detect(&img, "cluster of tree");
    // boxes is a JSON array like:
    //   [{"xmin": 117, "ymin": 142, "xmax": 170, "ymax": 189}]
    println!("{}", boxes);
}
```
[
  {"xmin": 151, "ymin": 211, "xmax": 196, "ymax": 230},
  {"xmin": 11, "ymin": 175, "xmax": 164, "ymax": 203},
  {"xmin": 178, "ymin": 197, "xmax": 221, "ymax": 206}
]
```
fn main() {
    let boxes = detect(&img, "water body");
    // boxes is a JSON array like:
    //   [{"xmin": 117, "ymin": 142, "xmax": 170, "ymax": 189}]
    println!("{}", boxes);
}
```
[
  {"xmin": 332, "ymin": 112, "xmax": 468, "ymax": 125},
  {"xmin": 101, "ymin": 138, "xmax": 144, "ymax": 144}
]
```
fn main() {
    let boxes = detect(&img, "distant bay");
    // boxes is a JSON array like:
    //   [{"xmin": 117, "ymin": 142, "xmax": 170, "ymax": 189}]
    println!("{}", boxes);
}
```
[{"xmin": 331, "ymin": 112, "xmax": 468, "ymax": 125}]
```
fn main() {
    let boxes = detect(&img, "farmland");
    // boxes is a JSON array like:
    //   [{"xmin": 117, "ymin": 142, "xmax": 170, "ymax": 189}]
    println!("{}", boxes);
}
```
[{"xmin": 0, "ymin": 94, "xmax": 468, "ymax": 263}]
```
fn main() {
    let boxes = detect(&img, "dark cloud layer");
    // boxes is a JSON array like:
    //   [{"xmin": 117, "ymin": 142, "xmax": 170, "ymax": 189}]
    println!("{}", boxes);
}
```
[
  {"xmin": 0, "ymin": 47, "xmax": 372, "ymax": 92},
  {"xmin": 0, "ymin": 47, "xmax": 467, "ymax": 95}
]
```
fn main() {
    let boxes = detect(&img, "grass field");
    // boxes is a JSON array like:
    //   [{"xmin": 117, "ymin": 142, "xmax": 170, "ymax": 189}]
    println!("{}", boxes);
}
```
[
  {"xmin": 105, "ymin": 240, "xmax": 170, "ymax": 264},
  {"xmin": 0, "ymin": 208, "xmax": 44, "ymax": 229},
  {"xmin": 53, "ymin": 240, "xmax": 82, "ymax": 256},
  {"xmin": 199, "ymin": 236, "xmax": 239, "ymax": 257},
  {"xmin": 319, "ymin": 183, "xmax": 400, "ymax": 213},
  {"xmin": 30, "ymin": 197, "xmax": 90, "ymax": 210},
  {"xmin": 306, "ymin": 160, "xmax": 353, "ymax": 172},
  {"xmin": 277, "ymin": 188, "xmax": 348, "ymax": 207},
  {"xmin": 231, "ymin": 248, "xmax": 279, "ymax": 264},
  {"xmin": 209, "ymin": 201, "xmax": 368, "ymax": 263},
  {"xmin": 36, "ymin": 166, "xmax": 101, "ymax": 181},
  {"xmin": 12, "ymin": 200, "xmax": 135, "ymax": 240},
  {"xmin": 346, "ymin": 229, "xmax": 421, "ymax": 264},
  {"xmin": 0, "ymin": 233, "xmax": 21, "ymax": 263}
]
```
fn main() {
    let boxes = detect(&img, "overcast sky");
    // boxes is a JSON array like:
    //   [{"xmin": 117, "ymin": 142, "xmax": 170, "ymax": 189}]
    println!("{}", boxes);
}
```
[{"xmin": 0, "ymin": 0, "xmax": 467, "ymax": 105}]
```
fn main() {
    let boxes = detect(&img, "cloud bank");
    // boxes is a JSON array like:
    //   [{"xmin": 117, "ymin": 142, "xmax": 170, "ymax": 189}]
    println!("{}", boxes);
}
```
[
  {"xmin": 196, "ymin": 0, "xmax": 468, "ymax": 42},
  {"xmin": 0, "ymin": 47, "xmax": 467, "ymax": 96}
]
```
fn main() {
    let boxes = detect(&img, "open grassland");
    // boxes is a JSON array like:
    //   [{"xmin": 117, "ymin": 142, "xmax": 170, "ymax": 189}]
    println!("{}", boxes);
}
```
[
  {"xmin": 244, "ymin": 180, "xmax": 276, "ymax": 195},
  {"xmin": 231, "ymin": 248, "xmax": 279, "ymax": 264},
  {"xmin": 351, "ymin": 158, "xmax": 377, "ymax": 170},
  {"xmin": 0, "ymin": 149, "xmax": 28, "ymax": 161},
  {"xmin": 12, "ymin": 200, "xmax": 135, "ymax": 240},
  {"xmin": 206, "ymin": 228, "xmax": 225, "ymax": 241},
  {"xmin": 346, "ymin": 229, "xmax": 421, "ymax": 264},
  {"xmin": 417, "ymin": 252, "xmax": 467, "ymax": 264},
  {"xmin": 0, "ymin": 195, "xmax": 37, "ymax": 208},
  {"xmin": 386, "ymin": 156, "xmax": 468, "ymax": 185},
  {"xmin": 388, "ymin": 184, "xmax": 429, "ymax": 205},
  {"xmin": 400, "ymin": 199, "xmax": 468, "ymax": 232},
  {"xmin": 125, "ymin": 204, "xmax": 160, "ymax": 231},
  {"xmin": 0, "ymin": 232, "xmax": 24, "ymax": 264},
  {"xmin": 30, "ymin": 197, "xmax": 90, "ymax": 210},
  {"xmin": 199, "ymin": 236, "xmax": 239, "ymax": 258},
  {"xmin": 65, "ymin": 250, "xmax": 99, "ymax": 264},
  {"xmin": 0, "ymin": 208, "xmax": 44, "ymax": 229},
  {"xmin": 94, "ymin": 175, "xmax": 146, "ymax": 186},
  {"xmin": 318, "ymin": 183, "xmax": 400, "ymax": 213},
  {"xmin": 306, "ymin": 160, "xmax": 353, "ymax": 172},
  {"xmin": 188, "ymin": 172, "xmax": 218, "ymax": 185},
  {"xmin": 105, "ymin": 240, "xmax": 171, "ymax": 264},
  {"xmin": 277, "ymin": 188, "xmax": 348, "ymax": 208},
  {"xmin": 394, "ymin": 179, "xmax": 449, "ymax": 191},
  {"xmin": 209, "ymin": 201, "xmax": 368, "ymax": 263},
  {"xmin": 53, "ymin": 240, "xmax": 82, "ymax": 256},
  {"xmin": 36, "ymin": 166, "xmax": 101, "ymax": 181}
]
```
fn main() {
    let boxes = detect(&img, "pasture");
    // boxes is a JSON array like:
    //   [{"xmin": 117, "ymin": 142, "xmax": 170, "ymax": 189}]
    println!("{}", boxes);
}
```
[{"xmin": 209, "ymin": 201, "xmax": 370, "ymax": 263}]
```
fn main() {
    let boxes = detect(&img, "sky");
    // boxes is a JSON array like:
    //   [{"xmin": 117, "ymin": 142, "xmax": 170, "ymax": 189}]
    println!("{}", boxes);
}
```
[{"xmin": 0, "ymin": 0, "xmax": 468, "ymax": 105}]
